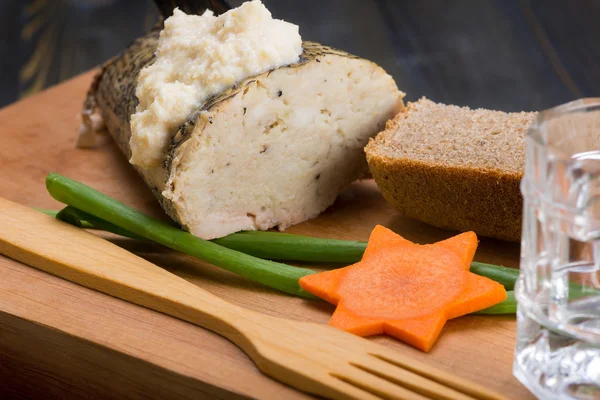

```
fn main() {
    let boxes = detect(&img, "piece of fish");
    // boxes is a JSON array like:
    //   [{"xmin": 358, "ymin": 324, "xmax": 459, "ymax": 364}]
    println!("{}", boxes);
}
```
[{"xmin": 81, "ymin": 0, "xmax": 404, "ymax": 239}]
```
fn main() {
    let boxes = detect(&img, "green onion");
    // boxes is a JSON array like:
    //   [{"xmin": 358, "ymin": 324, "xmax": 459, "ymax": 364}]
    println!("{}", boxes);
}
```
[
  {"xmin": 214, "ymin": 231, "xmax": 366, "ymax": 263},
  {"xmin": 50, "ymin": 207, "xmax": 520, "ymax": 315},
  {"xmin": 57, "ymin": 206, "xmax": 147, "ymax": 241},
  {"xmin": 35, "ymin": 208, "xmax": 59, "ymax": 218},
  {"xmin": 43, "ymin": 173, "xmax": 523, "ymax": 314},
  {"xmin": 41, "ymin": 206, "xmax": 522, "ymax": 289},
  {"xmin": 45, "ymin": 173, "xmax": 315, "ymax": 298},
  {"xmin": 42, "ymin": 206, "xmax": 367, "ymax": 263},
  {"xmin": 43, "ymin": 205, "xmax": 523, "ymax": 291}
]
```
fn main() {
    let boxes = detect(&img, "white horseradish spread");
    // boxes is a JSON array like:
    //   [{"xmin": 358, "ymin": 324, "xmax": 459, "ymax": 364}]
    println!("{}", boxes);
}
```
[{"xmin": 130, "ymin": 0, "xmax": 303, "ymax": 168}]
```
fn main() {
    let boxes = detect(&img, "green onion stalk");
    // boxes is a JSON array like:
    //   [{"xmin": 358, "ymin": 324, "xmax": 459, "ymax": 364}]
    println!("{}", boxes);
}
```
[
  {"xmin": 38, "ymin": 207, "xmax": 521, "ymax": 286},
  {"xmin": 44, "ymin": 172, "xmax": 519, "ymax": 313},
  {"xmin": 36, "ymin": 208, "xmax": 367, "ymax": 263}
]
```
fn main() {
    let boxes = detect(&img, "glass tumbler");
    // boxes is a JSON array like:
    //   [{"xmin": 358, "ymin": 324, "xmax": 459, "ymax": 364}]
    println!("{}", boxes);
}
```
[{"xmin": 515, "ymin": 98, "xmax": 600, "ymax": 400}]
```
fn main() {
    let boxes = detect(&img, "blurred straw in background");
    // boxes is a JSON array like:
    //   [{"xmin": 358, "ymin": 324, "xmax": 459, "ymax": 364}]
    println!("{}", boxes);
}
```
[{"xmin": 0, "ymin": 0, "xmax": 598, "ymax": 112}]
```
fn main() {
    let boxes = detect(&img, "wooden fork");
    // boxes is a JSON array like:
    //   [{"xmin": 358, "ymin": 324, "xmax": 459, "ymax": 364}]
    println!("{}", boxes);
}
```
[{"xmin": 0, "ymin": 198, "xmax": 506, "ymax": 400}]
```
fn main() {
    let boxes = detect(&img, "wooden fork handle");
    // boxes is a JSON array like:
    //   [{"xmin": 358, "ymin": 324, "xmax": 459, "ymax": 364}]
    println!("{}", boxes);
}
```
[{"xmin": 0, "ymin": 198, "xmax": 268, "ymax": 346}]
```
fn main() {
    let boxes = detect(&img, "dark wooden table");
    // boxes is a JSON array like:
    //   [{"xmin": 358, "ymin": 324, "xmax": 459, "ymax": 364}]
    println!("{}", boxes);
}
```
[{"xmin": 0, "ymin": 0, "xmax": 597, "ymax": 111}]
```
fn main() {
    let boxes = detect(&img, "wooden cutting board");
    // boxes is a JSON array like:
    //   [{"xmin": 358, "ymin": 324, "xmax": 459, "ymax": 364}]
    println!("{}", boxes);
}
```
[{"xmin": 0, "ymin": 72, "xmax": 532, "ymax": 399}]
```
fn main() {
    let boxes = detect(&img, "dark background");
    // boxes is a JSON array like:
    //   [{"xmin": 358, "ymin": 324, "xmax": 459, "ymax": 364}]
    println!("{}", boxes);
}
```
[{"xmin": 0, "ymin": 0, "xmax": 598, "ymax": 111}]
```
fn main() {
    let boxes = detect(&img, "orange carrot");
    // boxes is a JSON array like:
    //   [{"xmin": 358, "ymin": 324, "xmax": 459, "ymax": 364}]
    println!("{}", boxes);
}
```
[{"xmin": 299, "ymin": 225, "xmax": 506, "ymax": 352}]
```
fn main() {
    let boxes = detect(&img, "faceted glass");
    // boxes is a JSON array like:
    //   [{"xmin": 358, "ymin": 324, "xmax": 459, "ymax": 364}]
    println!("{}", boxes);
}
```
[{"xmin": 515, "ymin": 98, "xmax": 600, "ymax": 400}]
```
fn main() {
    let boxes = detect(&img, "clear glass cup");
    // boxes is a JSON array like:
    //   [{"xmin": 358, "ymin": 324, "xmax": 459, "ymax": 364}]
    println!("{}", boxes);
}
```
[{"xmin": 515, "ymin": 98, "xmax": 600, "ymax": 400}]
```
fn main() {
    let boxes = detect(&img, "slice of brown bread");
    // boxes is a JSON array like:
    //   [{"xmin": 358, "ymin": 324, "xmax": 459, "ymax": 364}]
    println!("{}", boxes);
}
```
[{"xmin": 365, "ymin": 97, "xmax": 536, "ymax": 242}]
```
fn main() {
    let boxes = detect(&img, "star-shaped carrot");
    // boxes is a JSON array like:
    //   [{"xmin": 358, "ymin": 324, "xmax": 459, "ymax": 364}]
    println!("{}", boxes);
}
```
[{"xmin": 299, "ymin": 225, "xmax": 507, "ymax": 352}]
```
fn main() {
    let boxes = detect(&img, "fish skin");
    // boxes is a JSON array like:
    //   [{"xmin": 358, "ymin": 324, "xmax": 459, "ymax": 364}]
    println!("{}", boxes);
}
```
[
  {"xmin": 87, "ymin": 27, "xmax": 161, "ymax": 161},
  {"xmin": 82, "ymin": 0, "xmax": 232, "ymax": 156}
]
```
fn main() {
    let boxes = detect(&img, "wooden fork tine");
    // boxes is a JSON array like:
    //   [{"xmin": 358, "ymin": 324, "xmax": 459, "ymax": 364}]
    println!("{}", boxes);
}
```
[
  {"xmin": 332, "ymin": 367, "xmax": 431, "ymax": 400},
  {"xmin": 370, "ymin": 353, "xmax": 507, "ymax": 400},
  {"xmin": 351, "ymin": 357, "xmax": 476, "ymax": 400},
  {"xmin": 318, "ymin": 374, "xmax": 387, "ymax": 400}
]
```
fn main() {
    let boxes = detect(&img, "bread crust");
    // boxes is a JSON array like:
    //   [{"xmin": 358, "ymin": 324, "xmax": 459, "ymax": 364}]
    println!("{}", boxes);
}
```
[
  {"xmin": 366, "ymin": 101, "xmax": 527, "ymax": 242},
  {"xmin": 367, "ymin": 154, "xmax": 522, "ymax": 241}
]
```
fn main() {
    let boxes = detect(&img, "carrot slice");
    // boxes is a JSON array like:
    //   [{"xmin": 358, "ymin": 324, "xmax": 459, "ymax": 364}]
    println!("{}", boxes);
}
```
[
  {"xmin": 361, "ymin": 225, "xmax": 412, "ymax": 260},
  {"xmin": 299, "ymin": 225, "xmax": 507, "ymax": 352},
  {"xmin": 329, "ymin": 306, "xmax": 383, "ymax": 337},
  {"xmin": 300, "ymin": 267, "xmax": 346, "ymax": 305},
  {"xmin": 434, "ymin": 231, "xmax": 478, "ymax": 269},
  {"xmin": 446, "ymin": 273, "xmax": 508, "ymax": 319},
  {"xmin": 384, "ymin": 313, "xmax": 446, "ymax": 352}
]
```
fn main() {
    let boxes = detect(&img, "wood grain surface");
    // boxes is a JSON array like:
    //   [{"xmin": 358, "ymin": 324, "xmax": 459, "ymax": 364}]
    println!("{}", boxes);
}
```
[
  {"xmin": 0, "ymin": 72, "xmax": 532, "ymax": 399},
  {"xmin": 0, "ymin": 199, "xmax": 508, "ymax": 400}
]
